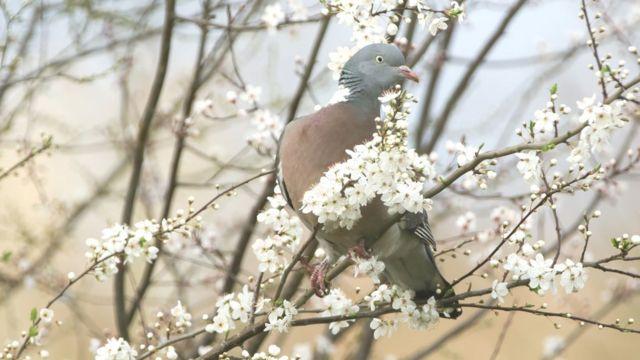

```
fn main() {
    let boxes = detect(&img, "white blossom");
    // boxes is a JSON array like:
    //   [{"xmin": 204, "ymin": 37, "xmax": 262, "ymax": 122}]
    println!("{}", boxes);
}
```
[
  {"xmin": 253, "ymin": 190, "xmax": 303, "ymax": 274},
  {"xmin": 516, "ymin": 151, "xmax": 540, "ymax": 184},
  {"xmin": 555, "ymin": 259, "xmax": 588, "ymax": 294},
  {"xmin": 568, "ymin": 98, "xmax": 627, "ymax": 164},
  {"xmin": 370, "ymin": 318, "xmax": 398, "ymax": 339},
  {"xmin": 94, "ymin": 338, "xmax": 137, "ymax": 360},
  {"xmin": 170, "ymin": 301, "xmax": 192, "ymax": 330},
  {"xmin": 301, "ymin": 91, "xmax": 437, "ymax": 230},
  {"xmin": 407, "ymin": 297, "xmax": 439, "ymax": 330},
  {"xmin": 455, "ymin": 211, "xmax": 476, "ymax": 231},
  {"xmin": 321, "ymin": 289, "xmax": 359, "ymax": 334},
  {"xmin": 428, "ymin": 17, "xmax": 448, "ymax": 36},
  {"xmin": 39, "ymin": 308, "xmax": 54, "ymax": 323},
  {"xmin": 265, "ymin": 300, "xmax": 298, "ymax": 333},
  {"xmin": 85, "ymin": 221, "xmax": 161, "ymax": 281},
  {"xmin": 491, "ymin": 280, "xmax": 509, "ymax": 303},
  {"xmin": 353, "ymin": 256, "xmax": 386, "ymax": 283},
  {"xmin": 206, "ymin": 285, "xmax": 268, "ymax": 334},
  {"xmin": 261, "ymin": 4, "xmax": 285, "ymax": 31},
  {"xmin": 525, "ymin": 254, "xmax": 556, "ymax": 294}
]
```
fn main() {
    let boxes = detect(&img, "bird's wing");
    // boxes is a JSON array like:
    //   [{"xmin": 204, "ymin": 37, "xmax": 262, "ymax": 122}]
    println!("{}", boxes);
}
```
[
  {"xmin": 275, "ymin": 128, "xmax": 294, "ymax": 209},
  {"xmin": 400, "ymin": 211, "xmax": 437, "ymax": 251}
]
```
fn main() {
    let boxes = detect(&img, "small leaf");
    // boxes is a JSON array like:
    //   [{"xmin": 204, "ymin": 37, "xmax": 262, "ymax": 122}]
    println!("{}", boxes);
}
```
[
  {"xmin": 30, "ymin": 308, "xmax": 38, "ymax": 322},
  {"xmin": 1, "ymin": 251, "xmax": 11, "ymax": 262},
  {"xmin": 610, "ymin": 238, "xmax": 619, "ymax": 248},
  {"xmin": 542, "ymin": 143, "xmax": 556, "ymax": 152},
  {"xmin": 28, "ymin": 325, "xmax": 38, "ymax": 337},
  {"xmin": 550, "ymin": 83, "xmax": 558, "ymax": 95}
]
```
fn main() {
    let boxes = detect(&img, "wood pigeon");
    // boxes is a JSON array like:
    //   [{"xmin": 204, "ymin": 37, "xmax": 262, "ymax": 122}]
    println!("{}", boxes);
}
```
[{"xmin": 277, "ymin": 43, "xmax": 460, "ymax": 317}]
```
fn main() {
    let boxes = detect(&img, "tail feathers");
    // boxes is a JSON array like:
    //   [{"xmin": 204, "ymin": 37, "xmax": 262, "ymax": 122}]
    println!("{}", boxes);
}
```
[{"xmin": 382, "ymin": 247, "xmax": 462, "ymax": 319}]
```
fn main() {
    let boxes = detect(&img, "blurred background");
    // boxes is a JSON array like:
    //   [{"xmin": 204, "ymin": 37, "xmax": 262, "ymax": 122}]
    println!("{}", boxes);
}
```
[{"xmin": 1, "ymin": 0, "xmax": 640, "ymax": 358}]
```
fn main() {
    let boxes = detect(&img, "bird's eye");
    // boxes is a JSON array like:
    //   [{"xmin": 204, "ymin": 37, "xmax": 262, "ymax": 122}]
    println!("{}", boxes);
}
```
[{"xmin": 375, "ymin": 55, "xmax": 384, "ymax": 63}]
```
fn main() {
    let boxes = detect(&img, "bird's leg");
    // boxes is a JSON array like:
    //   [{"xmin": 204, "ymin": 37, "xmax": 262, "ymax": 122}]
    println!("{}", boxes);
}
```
[
  {"xmin": 309, "ymin": 258, "xmax": 330, "ymax": 297},
  {"xmin": 348, "ymin": 239, "xmax": 371, "ymax": 259}
]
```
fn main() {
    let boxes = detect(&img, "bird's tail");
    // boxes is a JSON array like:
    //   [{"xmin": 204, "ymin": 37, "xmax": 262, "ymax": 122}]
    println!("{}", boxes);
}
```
[
  {"xmin": 376, "ymin": 225, "xmax": 461, "ymax": 319},
  {"xmin": 414, "ymin": 249, "xmax": 462, "ymax": 320}
]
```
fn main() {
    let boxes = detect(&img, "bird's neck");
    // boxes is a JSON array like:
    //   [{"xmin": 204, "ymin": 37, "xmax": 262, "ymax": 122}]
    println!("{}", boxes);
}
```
[{"xmin": 345, "ymin": 89, "xmax": 381, "ymax": 117}]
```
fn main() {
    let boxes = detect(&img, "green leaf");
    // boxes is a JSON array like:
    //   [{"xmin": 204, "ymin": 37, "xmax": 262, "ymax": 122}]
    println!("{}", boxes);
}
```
[
  {"xmin": 541, "ymin": 143, "xmax": 556, "ymax": 152},
  {"xmin": 611, "ymin": 238, "xmax": 619, "ymax": 248},
  {"xmin": 28, "ymin": 325, "xmax": 38, "ymax": 337},
  {"xmin": 1, "ymin": 251, "xmax": 11, "ymax": 262},
  {"xmin": 30, "ymin": 308, "xmax": 38, "ymax": 322},
  {"xmin": 601, "ymin": 65, "xmax": 611, "ymax": 73},
  {"xmin": 550, "ymin": 83, "xmax": 558, "ymax": 95}
]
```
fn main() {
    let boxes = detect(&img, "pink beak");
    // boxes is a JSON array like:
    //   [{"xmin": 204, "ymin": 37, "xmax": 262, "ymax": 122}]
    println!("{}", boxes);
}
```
[{"xmin": 398, "ymin": 65, "xmax": 420, "ymax": 83}]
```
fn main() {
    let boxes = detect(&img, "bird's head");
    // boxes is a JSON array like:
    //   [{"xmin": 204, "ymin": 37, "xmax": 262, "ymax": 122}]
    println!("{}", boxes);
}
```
[{"xmin": 339, "ymin": 43, "xmax": 419, "ymax": 101}]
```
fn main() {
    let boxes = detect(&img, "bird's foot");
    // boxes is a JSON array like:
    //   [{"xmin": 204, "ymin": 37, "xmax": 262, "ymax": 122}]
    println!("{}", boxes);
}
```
[
  {"xmin": 309, "ymin": 259, "xmax": 330, "ymax": 297},
  {"xmin": 348, "ymin": 239, "xmax": 371, "ymax": 259}
]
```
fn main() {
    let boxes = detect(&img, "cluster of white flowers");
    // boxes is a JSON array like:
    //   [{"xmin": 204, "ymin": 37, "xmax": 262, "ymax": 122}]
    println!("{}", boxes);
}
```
[
  {"xmin": 502, "ymin": 253, "xmax": 588, "ymax": 295},
  {"xmin": 365, "ymin": 284, "xmax": 439, "ymax": 338},
  {"xmin": 301, "ymin": 90, "xmax": 437, "ymax": 230},
  {"xmin": 247, "ymin": 109, "xmax": 283, "ymax": 155},
  {"xmin": 170, "ymin": 301, "xmax": 192, "ymax": 331},
  {"xmin": 261, "ymin": 4, "xmax": 285, "ymax": 31},
  {"xmin": 324, "ymin": 1, "xmax": 463, "ymax": 79},
  {"xmin": 260, "ymin": 0, "xmax": 310, "ymax": 31},
  {"xmin": 321, "ymin": 289, "xmax": 360, "ymax": 334},
  {"xmin": 252, "ymin": 189, "xmax": 303, "ymax": 273},
  {"xmin": 241, "ymin": 344, "xmax": 295, "ymax": 359},
  {"xmin": 370, "ymin": 317, "xmax": 398, "ymax": 339},
  {"xmin": 85, "ymin": 221, "xmax": 160, "ymax": 281},
  {"xmin": 221, "ymin": 85, "xmax": 283, "ymax": 155},
  {"xmin": 39, "ymin": 308, "xmax": 54, "ymax": 323},
  {"xmin": 265, "ymin": 300, "xmax": 298, "ymax": 333},
  {"xmin": 206, "ymin": 285, "xmax": 269, "ymax": 334},
  {"xmin": 568, "ymin": 97, "xmax": 627, "ymax": 164},
  {"xmin": 94, "ymin": 338, "xmax": 137, "ymax": 360},
  {"xmin": 455, "ymin": 211, "xmax": 477, "ymax": 232},
  {"xmin": 445, "ymin": 141, "xmax": 496, "ymax": 190},
  {"xmin": 516, "ymin": 151, "xmax": 541, "ymax": 185},
  {"xmin": 491, "ymin": 280, "xmax": 509, "ymax": 303},
  {"xmin": 353, "ymin": 256, "xmax": 386, "ymax": 284}
]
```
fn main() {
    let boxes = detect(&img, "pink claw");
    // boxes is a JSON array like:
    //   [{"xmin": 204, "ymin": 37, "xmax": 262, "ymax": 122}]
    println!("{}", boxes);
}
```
[
  {"xmin": 310, "ymin": 260, "xmax": 329, "ymax": 297},
  {"xmin": 348, "ymin": 239, "xmax": 371, "ymax": 259}
]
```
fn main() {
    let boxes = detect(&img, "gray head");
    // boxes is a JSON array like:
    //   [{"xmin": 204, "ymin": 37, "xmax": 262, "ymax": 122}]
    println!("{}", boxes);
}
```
[{"xmin": 340, "ymin": 43, "xmax": 419, "ymax": 104}]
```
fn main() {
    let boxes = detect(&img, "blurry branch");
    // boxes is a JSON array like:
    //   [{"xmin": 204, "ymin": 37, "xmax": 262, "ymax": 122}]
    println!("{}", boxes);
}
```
[
  {"xmin": 115, "ymin": 0, "xmax": 176, "ymax": 340},
  {"xmin": 176, "ymin": 14, "xmax": 323, "ymax": 32},
  {"xmin": 544, "ymin": 289, "xmax": 640, "ymax": 359},
  {"xmin": 405, "ymin": 306, "xmax": 491, "ymax": 360},
  {"xmin": 198, "ymin": 259, "xmax": 353, "ymax": 359},
  {"xmin": 414, "ymin": 21, "xmax": 456, "ymax": 148},
  {"xmin": 193, "ymin": 11, "xmax": 332, "ymax": 355},
  {"xmin": 406, "ymin": 33, "xmax": 436, "ymax": 68},
  {"xmin": 488, "ymin": 311, "xmax": 515, "ymax": 360},
  {"xmin": 124, "ymin": 0, "xmax": 213, "ymax": 330},
  {"xmin": 0, "ymin": 157, "xmax": 129, "ymax": 304},
  {"xmin": 0, "ymin": 135, "xmax": 52, "ymax": 182},
  {"xmin": 0, "ymin": 3, "xmax": 42, "ymax": 113},
  {"xmin": 14, "ymin": 252, "xmax": 120, "ymax": 359},
  {"xmin": 459, "ymin": 303, "xmax": 640, "ymax": 334},
  {"xmin": 417, "ymin": 71, "xmax": 638, "ymax": 205},
  {"xmin": 451, "ymin": 169, "xmax": 597, "ymax": 288},
  {"xmin": 421, "ymin": 0, "xmax": 528, "ymax": 154},
  {"xmin": 353, "ymin": 322, "xmax": 376, "ymax": 360},
  {"xmin": 581, "ymin": 0, "xmax": 608, "ymax": 100},
  {"xmin": 286, "ymin": 15, "xmax": 331, "ymax": 124}
]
